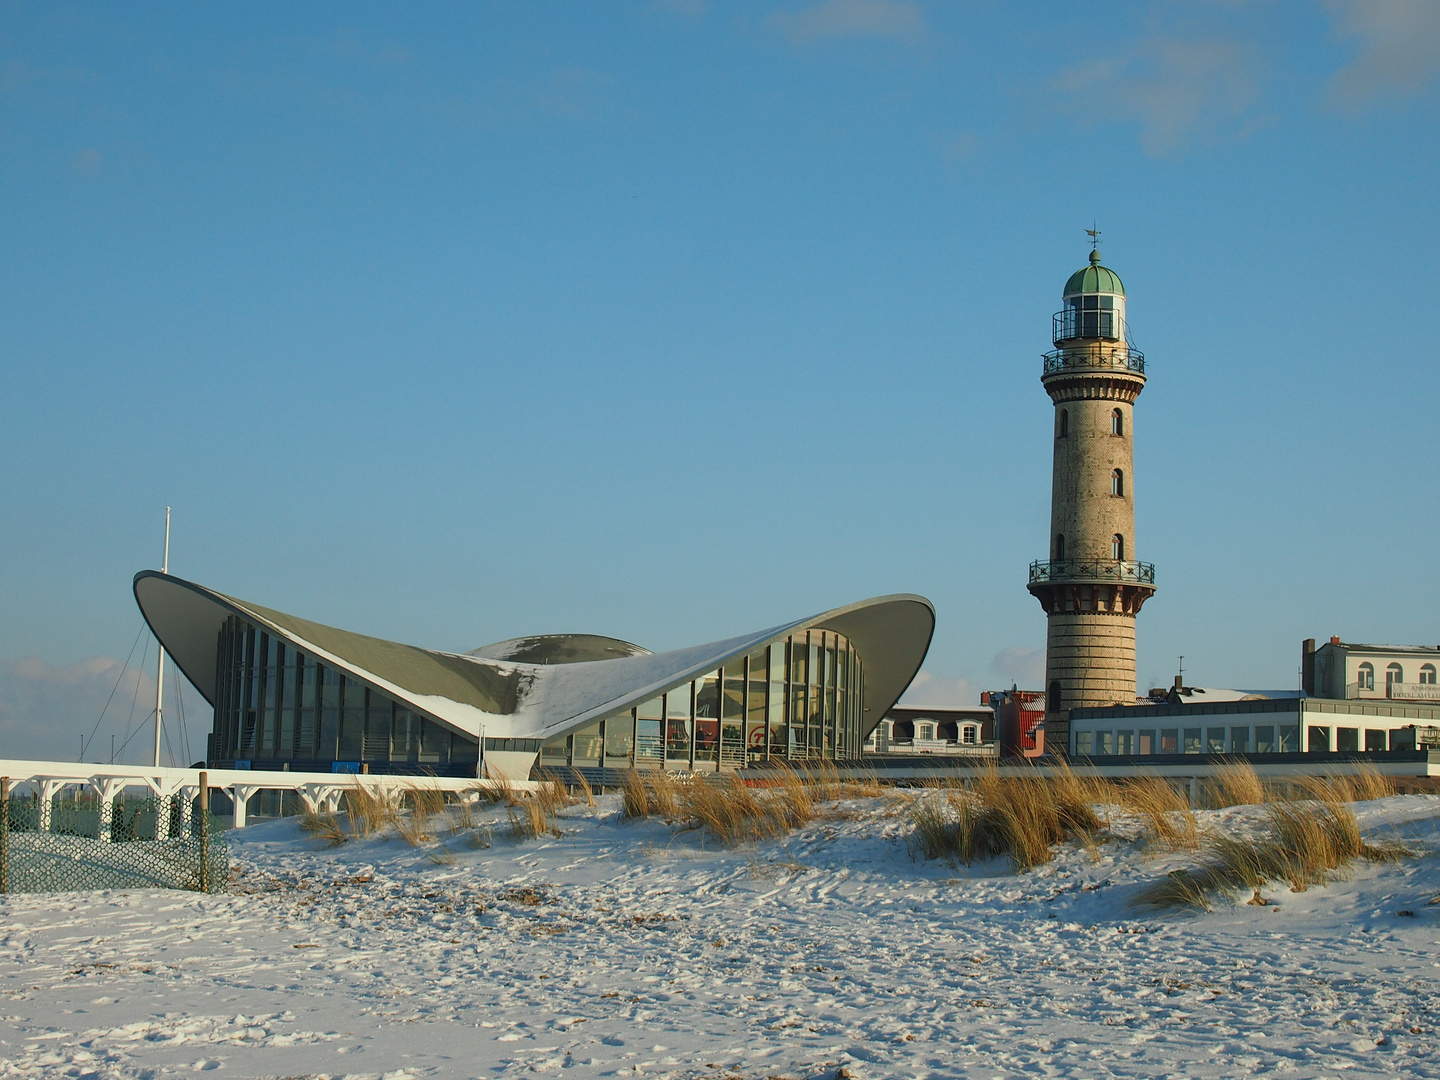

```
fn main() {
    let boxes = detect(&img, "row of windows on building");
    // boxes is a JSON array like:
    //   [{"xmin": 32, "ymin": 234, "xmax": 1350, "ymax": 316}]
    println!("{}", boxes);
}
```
[
  {"xmin": 1354, "ymin": 662, "xmax": 1438, "ymax": 691},
  {"xmin": 537, "ymin": 631, "xmax": 865, "ymax": 771},
  {"xmin": 1057, "ymin": 297, "xmax": 1125, "ymax": 341},
  {"xmin": 868, "ymin": 719, "xmax": 982, "ymax": 744},
  {"xmin": 1056, "ymin": 408, "xmax": 1125, "ymax": 438},
  {"xmin": 1075, "ymin": 724, "xmax": 1302, "ymax": 756},
  {"xmin": 1053, "ymin": 534, "xmax": 1127, "ymax": 561},
  {"xmin": 209, "ymin": 616, "xmax": 477, "ymax": 771},
  {"xmin": 1075, "ymin": 722, "xmax": 1412, "ymax": 756}
]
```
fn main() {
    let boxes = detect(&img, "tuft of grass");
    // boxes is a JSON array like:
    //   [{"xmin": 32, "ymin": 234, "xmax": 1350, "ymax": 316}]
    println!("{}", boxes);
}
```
[
  {"xmin": 392, "ymin": 782, "xmax": 448, "ymax": 847},
  {"xmin": 571, "ymin": 769, "xmax": 596, "ymax": 808},
  {"xmin": 299, "ymin": 807, "xmax": 348, "ymax": 847},
  {"xmin": 343, "ymin": 782, "xmax": 396, "ymax": 838},
  {"xmin": 622, "ymin": 760, "xmax": 819, "ymax": 846},
  {"xmin": 840, "ymin": 765, "xmax": 884, "ymax": 799},
  {"xmin": 464, "ymin": 823, "xmax": 494, "ymax": 849},
  {"xmin": 450, "ymin": 798, "xmax": 476, "ymax": 834},
  {"xmin": 766, "ymin": 760, "xmax": 815, "ymax": 828},
  {"xmin": 480, "ymin": 767, "xmax": 517, "ymax": 806},
  {"xmin": 1136, "ymin": 786, "xmax": 1412, "ymax": 909},
  {"xmin": 909, "ymin": 790, "xmax": 985, "ymax": 863},
  {"xmin": 1047, "ymin": 758, "xmax": 1106, "ymax": 834},
  {"xmin": 621, "ymin": 769, "xmax": 681, "ymax": 819},
  {"xmin": 909, "ymin": 762, "xmax": 1103, "ymax": 872},
  {"xmin": 508, "ymin": 798, "xmax": 559, "ymax": 841},
  {"xmin": 533, "ymin": 775, "xmax": 573, "ymax": 816},
  {"xmin": 1330, "ymin": 764, "xmax": 1395, "ymax": 803},
  {"xmin": 809, "ymin": 759, "xmax": 843, "ymax": 801},
  {"xmin": 395, "ymin": 811, "xmax": 433, "ymax": 846},
  {"xmin": 1118, "ymin": 777, "xmax": 1199, "ymax": 852},
  {"xmin": 1212, "ymin": 759, "xmax": 1266, "ymax": 807},
  {"xmin": 621, "ymin": 769, "xmax": 653, "ymax": 818},
  {"xmin": 680, "ymin": 770, "xmax": 816, "ymax": 847},
  {"xmin": 1137, "ymin": 868, "xmax": 1220, "ymax": 912},
  {"xmin": 405, "ymin": 782, "xmax": 448, "ymax": 821}
]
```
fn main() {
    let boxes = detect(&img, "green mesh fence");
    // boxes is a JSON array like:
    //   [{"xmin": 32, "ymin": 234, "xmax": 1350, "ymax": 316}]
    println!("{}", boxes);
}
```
[{"xmin": 0, "ymin": 793, "xmax": 227, "ymax": 894}]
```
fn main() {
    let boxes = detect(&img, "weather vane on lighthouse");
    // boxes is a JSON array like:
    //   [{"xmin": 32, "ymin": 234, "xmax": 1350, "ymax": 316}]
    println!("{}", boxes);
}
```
[{"xmin": 1086, "ymin": 223, "xmax": 1101, "ymax": 252}]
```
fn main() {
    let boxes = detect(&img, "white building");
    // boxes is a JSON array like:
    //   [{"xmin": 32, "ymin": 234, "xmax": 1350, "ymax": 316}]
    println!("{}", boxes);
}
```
[{"xmin": 1306, "ymin": 637, "xmax": 1440, "ymax": 703}]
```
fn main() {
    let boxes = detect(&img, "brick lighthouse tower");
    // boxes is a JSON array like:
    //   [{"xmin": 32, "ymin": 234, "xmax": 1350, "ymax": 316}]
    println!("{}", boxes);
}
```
[{"xmin": 1027, "ymin": 242, "xmax": 1156, "ymax": 742}]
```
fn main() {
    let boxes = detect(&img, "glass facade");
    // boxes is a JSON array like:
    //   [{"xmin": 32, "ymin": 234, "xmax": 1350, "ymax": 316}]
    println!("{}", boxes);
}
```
[
  {"xmin": 539, "ymin": 630, "xmax": 865, "ymax": 771},
  {"xmin": 209, "ymin": 615, "xmax": 479, "ymax": 774}
]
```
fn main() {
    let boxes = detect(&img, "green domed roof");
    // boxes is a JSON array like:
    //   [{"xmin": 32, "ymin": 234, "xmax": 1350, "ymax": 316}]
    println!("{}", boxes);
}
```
[{"xmin": 1063, "ymin": 249, "xmax": 1125, "ymax": 297}]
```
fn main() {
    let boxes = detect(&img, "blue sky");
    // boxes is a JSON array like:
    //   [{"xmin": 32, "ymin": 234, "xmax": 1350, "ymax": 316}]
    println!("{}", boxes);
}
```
[{"xmin": 2, "ymin": 1, "xmax": 1438, "ymax": 763}]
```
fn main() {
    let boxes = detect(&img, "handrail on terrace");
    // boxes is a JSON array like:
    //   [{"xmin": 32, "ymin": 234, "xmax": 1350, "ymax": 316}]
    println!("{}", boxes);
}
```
[
  {"xmin": 1042, "ymin": 345, "xmax": 1145, "ymax": 376},
  {"xmin": 1028, "ymin": 559, "xmax": 1156, "ymax": 586}
]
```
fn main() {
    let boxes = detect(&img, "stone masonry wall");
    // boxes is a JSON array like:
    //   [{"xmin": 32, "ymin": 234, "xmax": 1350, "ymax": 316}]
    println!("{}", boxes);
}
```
[
  {"xmin": 1050, "ymin": 396, "xmax": 1134, "ymax": 562},
  {"xmin": 1046, "ymin": 612, "xmax": 1138, "ymax": 709}
]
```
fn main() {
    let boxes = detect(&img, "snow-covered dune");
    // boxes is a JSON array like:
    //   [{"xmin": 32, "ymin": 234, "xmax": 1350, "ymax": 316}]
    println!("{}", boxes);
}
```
[{"xmin": 1, "ymin": 793, "xmax": 1437, "ymax": 1079}]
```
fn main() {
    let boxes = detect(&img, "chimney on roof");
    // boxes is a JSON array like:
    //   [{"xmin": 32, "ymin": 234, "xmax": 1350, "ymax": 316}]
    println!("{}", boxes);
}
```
[
  {"xmin": 1302, "ymin": 638, "xmax": 1316, "ymax": 695},
  {"xmin": 1330, "ymin": 636, "xmax": 1340, "ymax": 645},
  {"xmin": 1173, "ymin": 674, "xmax": 1183, "ymax": 690}
]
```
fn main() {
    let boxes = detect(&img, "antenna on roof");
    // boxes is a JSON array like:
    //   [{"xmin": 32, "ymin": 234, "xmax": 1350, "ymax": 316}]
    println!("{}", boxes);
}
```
[{"xmin": 1086, "ymin": 223, "xmax": 1101, "ymax": 252}]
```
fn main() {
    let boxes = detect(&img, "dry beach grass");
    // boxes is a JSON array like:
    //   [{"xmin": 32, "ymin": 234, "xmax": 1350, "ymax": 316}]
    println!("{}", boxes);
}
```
[
  {"xmin": 907, "ymin": 761, "xmax": 1103, "ymax": 871},
  {"xmin": 1137, "ymin": 780, "xmax": 1412, "ymax": 910}
]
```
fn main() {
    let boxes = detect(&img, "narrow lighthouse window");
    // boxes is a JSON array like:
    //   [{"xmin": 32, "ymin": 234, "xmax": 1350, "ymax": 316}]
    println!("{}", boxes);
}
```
[
  {"xmin": 1111, "ymin": 534, "xmax": 1124, "ymax": 560},
  {"xmin": 1111, "ymin": 408, "xmax": 1123, "ymax": 435},
  {"xmin": 1058, "ymin": 410, "xmax": 1068, "ymax": 438},
  {"xmin": 1111, "ymin": 469, "xmax": 1124, "ymax": 496}
]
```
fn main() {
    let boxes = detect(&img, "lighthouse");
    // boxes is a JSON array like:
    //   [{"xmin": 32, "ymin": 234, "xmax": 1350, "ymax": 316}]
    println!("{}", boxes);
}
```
[{"xmin": 1027, "ymin": 245, "xmax": 1156, "ymax": 739}]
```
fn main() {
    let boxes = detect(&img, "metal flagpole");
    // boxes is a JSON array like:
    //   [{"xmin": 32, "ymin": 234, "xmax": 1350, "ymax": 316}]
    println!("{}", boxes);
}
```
[{"xmin": 153, "ymin": 507, "xmax": 170, "ymax": 768}]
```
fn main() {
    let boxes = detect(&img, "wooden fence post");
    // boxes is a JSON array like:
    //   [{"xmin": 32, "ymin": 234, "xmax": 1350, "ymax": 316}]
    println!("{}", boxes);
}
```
[
  {"xmin": 1, "ymin": 778, "xmax": 9, "ymax": 894},
  {"xmin": 197, "ymin": 772, "xmax": 210, "ymax": 894}
]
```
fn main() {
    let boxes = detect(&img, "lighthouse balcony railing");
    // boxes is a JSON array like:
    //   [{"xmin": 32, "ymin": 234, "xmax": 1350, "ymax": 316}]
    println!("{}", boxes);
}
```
[
  {"xmin": 1042, "ymin": 345, "xmax": 1145, "ymax": 376},
  {"xmin": 1028, "ymin": 559, "xmax": 1156, "ymax": 586}
]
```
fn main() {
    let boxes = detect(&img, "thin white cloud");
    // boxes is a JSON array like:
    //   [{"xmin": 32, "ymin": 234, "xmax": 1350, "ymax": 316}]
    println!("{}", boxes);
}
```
[
  {"xmin": 766, "ymin": 0, "xmax": 925, "ymax": 44},
  {"xmin": 1324, "ymin": 0, "xmax": 1440, "ymax": 106},
  {"xmin": 897, "ymin": 669, "xmax": 980, "ymax": 708},
  {"xmin": 1053, "ymin": 36, "xmax": 1264, "ymax": 157},
  {"xmin": 0, "ymin": 656, "xmax": 210, "ymax": 766},
  {"xmin": 988, "ymin": 646, "xmax": 1045, "ymax": 687}
]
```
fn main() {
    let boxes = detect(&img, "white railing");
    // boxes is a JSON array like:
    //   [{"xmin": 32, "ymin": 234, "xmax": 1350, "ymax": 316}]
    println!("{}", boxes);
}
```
[
  {"xmin": 866, "ymin": 739, "xmax": 998, "ymax": 756},
  {"xmin": 0, "ymin": 760, "xmax": 537, "ymax": 830}
]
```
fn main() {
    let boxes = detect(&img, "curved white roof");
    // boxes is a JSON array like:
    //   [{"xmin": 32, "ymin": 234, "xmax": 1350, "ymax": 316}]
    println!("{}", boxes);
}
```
[{"xmin": 134, "ymin": 572, "xmax": 934, "ymax": 745}]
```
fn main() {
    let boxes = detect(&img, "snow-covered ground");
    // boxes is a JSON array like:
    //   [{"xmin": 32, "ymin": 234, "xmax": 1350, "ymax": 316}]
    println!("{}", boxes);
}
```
[{"xmin": 2, "ymin": 792, "xmax": 1438, "ymax": 1079}]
